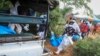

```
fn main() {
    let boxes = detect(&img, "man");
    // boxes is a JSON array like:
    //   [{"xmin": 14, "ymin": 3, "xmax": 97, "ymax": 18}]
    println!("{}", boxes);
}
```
[
  {"xmin": 55, "ymin": 20, "xmax": 81, "ymax": 55},
  {"xmin": 9, "ymin": 1, "xmax": 22, "ymax": 34},
  {"xmin": 80, "ymin": 20, "xmax": 89, "ymax": 38},
  {"xmin": 65, "ymin": 20, "xmax": 81, "ymax": 36}
]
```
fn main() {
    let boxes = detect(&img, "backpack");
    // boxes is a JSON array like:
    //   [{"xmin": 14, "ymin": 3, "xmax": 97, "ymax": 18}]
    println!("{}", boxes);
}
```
[
  {"xmin": 65, "ymin": 26, "xmax": 75, "ymax": 36},
  {"xmin": 50, "ymin": 32, "xmax": 63, "ymax": 47}
]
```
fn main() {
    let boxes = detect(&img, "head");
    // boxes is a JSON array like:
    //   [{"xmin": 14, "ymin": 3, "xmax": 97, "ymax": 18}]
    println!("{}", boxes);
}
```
[
  {"xmin": 69, "ymin": 20, "xmax": 76, "ymax": 25},
  {"xmin": 83, "ymin": 20, "xmax": 86, "ymax": 23},
  {"xmin": 70, "ymin": 17, "xmax": 73, "ymax": 20}
]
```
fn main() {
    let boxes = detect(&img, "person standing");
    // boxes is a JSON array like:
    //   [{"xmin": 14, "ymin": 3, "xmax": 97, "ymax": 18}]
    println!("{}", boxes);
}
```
[{"xmin": 80, "ymin": 20, "xmax": 89, "ymax": 38}]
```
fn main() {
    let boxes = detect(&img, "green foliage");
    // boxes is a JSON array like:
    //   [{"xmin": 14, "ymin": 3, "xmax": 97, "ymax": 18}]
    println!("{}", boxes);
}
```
[
  {"xmin": 49, "ymin": 6, "xmax": 71, "ymax": 35},
  {"xmin": 49, "ymin": 7, "xmax": 64, "ymax": 35},
  {"xmin": 61, "ymin": 7, "xmax": 72, "ymax": 17},
  {"xmin": 74, "ymin": 38, "xmax": 100, "ymax": 56},
  {"xmin": 49, "ymin": 5, "xmax": 72, "ymax": 35},
  {"xmin": 73, "ymin": 0, "xmax": 91, "ymax": 8},
  {"xmin": 61, "ymin": 0, "xmax": 93, "ymax": 16},
  {"xmin": 0, "ymin": 0, "xmax": 11, "ymax": 10},
  {"xmin": 50, "ymin": 7, "xmax": 62, "ymax": 24},
  {"xmin": 50, "ymin": 0, "xmax": 91, "ymax": 34}
]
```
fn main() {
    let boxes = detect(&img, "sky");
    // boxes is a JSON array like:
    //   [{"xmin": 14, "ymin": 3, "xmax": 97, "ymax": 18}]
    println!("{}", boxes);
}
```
[
  {"xmin": 59, "ymin": 0, "xmax": 100, "ymax": 15},
  {"xmin": 89, "ymin": 0, "xmax": 100, "ymax": 15},
  {"xmin": 59, "ymin": 1, "xmax": 64, "ymax": 9}
]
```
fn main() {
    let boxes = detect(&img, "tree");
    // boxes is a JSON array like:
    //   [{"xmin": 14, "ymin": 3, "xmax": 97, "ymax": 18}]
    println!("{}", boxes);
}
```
[
  {"xmin": 0, "ymin": 0, "xmax": 11, "ymax": 10},
  {"xmin": 49, "ymin": 6, "xmax": 72, "ymax": 35},
  {"xmin": 61, "ymin": 0, "xmax": 93, "ymax": 16},
  {"xmin": 49, "ymin": 7, "xmax": 62, "ymax": 30},
  {"xmin": 49, "ymin": 0, "xmax": 93, "ymax": 35},
  {"xmin": 61, "ymin": 7, "xmax": 72, "ymax": 18}
]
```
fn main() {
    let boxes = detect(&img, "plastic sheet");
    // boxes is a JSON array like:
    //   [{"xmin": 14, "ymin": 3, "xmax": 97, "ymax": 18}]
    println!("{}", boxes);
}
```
[
  {"xmin": 0, "ymin": 25, "xmax": 16, "ymax": 34},
  {"xmin": 50, "ymin": 32, "xmax": 63, "ymax": 47}
]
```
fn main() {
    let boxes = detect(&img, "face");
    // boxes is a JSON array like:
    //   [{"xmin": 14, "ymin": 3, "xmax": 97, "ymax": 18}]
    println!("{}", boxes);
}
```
[{"xmin": 69, "ymin": 22, "xmax": 74, "ymax": 25}]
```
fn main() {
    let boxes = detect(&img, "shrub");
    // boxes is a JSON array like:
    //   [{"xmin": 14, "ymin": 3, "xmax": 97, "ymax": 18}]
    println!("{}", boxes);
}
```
[
  {"xmin": 73, "ymin": 38, "xmax": 100, "ymax": 56},
  {"xmin": 0, "ymin": 0, "xmax": 12, "ymax": 10}
]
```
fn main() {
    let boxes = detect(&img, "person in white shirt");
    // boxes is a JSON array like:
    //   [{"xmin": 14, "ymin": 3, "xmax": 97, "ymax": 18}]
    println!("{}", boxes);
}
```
[
  {"xmin": 9, "ymin": 1, "xmax": 22, "ymax": 34},
  {"xmin": 64, "ymin": 20, "xmax": 81, "ymax": 36}
]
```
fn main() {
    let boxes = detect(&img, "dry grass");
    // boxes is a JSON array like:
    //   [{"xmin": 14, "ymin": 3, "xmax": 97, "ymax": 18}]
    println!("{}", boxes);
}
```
[{"xmin": 88, "ymin": 33, "xmax": 100, "ymax": 39}]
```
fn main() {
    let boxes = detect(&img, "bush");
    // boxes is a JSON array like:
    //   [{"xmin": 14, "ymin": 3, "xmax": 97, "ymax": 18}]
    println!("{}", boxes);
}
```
[
  {"xmin": 0, "ymin": 0, "xmax": 12, "ymax": 10},
  {"xmin": 73, "ymin": 38, "xmax": 100, "ymax": 56}
]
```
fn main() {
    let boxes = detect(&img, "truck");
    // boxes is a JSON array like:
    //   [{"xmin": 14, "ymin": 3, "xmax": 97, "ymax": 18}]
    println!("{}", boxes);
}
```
[{"xmin": 0, "ymin": 0, "xmax": 58, "ymax": 56}]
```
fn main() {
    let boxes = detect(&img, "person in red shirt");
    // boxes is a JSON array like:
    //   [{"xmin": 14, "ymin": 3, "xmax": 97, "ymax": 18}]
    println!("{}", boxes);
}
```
[{"xmin": 80, "ymin": 20, "xmax": 89, "ymax": 38}]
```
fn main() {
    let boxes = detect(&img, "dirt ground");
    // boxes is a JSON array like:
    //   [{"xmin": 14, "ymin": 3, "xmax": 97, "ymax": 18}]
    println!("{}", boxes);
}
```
[
  {"xmin": 44, "ymin": 40, "xmax": 77, "ymax": 56},
  {"xmin": 44, "ymin": 33, "xmax": 100, "ymax": 56}
]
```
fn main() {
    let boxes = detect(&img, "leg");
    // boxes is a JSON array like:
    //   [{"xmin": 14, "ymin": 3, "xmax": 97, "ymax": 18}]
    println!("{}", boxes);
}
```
[
  {"xmin": 56, "ymin": 39, "xmax": 65, "ymax": 54},
  {"xmin": 55, "ymin": 36, "xmax": 73, "ymax": 54},
  {"xmin": 81, "ymin": 32, "xmax": 84, "ymax": 39}
]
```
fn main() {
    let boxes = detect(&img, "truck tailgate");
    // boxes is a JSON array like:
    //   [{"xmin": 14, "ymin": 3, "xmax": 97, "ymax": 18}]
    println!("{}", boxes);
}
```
[{"xmin": 0, "ymin": 40, "xmax": 43, "ymax": 56}]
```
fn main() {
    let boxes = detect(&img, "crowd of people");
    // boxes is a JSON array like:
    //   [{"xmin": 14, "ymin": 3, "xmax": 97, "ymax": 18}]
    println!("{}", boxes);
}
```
[{"xmin": 52, "ymin": 17, "xmax": 99, "ymax": 55}]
